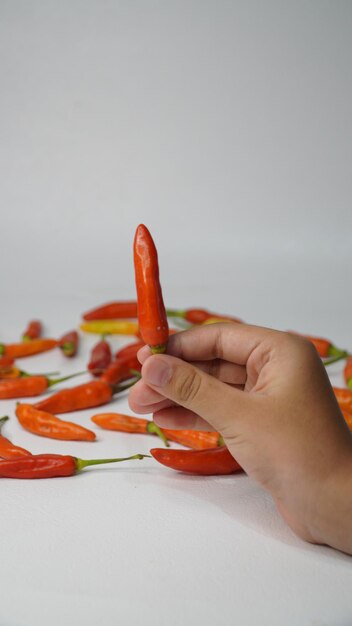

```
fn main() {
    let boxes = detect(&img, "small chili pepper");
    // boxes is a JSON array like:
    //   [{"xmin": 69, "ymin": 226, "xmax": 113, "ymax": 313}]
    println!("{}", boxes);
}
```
[
  {"xmin": 150, "ymin": 446, "xmax": 242, "ymax": 475},
  {"xmin": 162, "ymin": 429, "xmax": 224, "ymax": 450},
  {"xmin": 0, "ymin": 356, "xmax": 15, "ymax": 369},
  {"xmin": 166, "ymin": 308, "xmax": 242, "ymax": 325},
  {"xmin": 0, "ymin": 416, "xmax": 31, "ymax": 459},
  {"xmin": 0, "ymin": 338, "xmax": 58, "ymax": 358},
  {"xmin": 288, "ymin": 332, "xmax": 347, "ymax": 360},
  {"xmin": 0, "ymin": 452, "xmax": 149, "ymax": 479},
  {"xmin": 16, "ymin": 404, "xmax": 96, "ymax": 441},
  {"xmin": 88, "ymin": 339, "xmax": 112, "ymax": 376},
  {"xmin": 115, "ymin": 341, "xmax": 145, "ymax": 360},
  {"xmin": 59, "ymin": 331, "xmax": 79, "ymax": 357},
  {"xmin": 91, "ymin": 413, "xmax": 169, "ymax": 445},
  {"xmin": 133, "ymin": 224, "xmax": 169, "ymax": 353},
  {"xmin": 22, "ymin": 320, "xmax": 43, "ymax": 341},
  {"xmin": 100, "ymin": 359, "xmax": 134, "ymax": 385},
  {"xmin": 34, "ymin": 377, "xmax": 138, "ymax": 414},
  {"xmin": 83, "ymin": 301, "xmax": 138, "ymax": 321},
  {"xmin": 333, "ymin": 387, "xmax": 352, "ymax": 412},
  {"xmin": 80, "ymin": 320, "xmax": 139, "ymax": 335},
  {"xmin": 0, "ymin": 367, "xmax": 22, "ymax": 379},
  {"xmin": 344, "ymin": 357, "xmax": 352, "ymax": 389},
  {"xmin": 0, "ymin": 372, "xmax": 84, "ymax": 399}
]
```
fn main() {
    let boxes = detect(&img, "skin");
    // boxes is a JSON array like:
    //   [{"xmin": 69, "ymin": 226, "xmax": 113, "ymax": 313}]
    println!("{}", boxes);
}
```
[{"xmin": 129, "ymin": 323, "xmax": 352, "ymax": 554}]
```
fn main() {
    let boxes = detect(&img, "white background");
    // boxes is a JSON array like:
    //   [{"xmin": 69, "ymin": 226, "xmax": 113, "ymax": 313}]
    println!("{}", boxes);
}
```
[{"xmin": 0, "ymin": 2, "xmax": 352, "ymax": 625}]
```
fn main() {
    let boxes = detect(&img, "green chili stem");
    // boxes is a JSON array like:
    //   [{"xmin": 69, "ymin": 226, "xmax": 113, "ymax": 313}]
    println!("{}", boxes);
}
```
[
  {"xmin": 150, "ymin": 344, "xmax": 167, "ymax": 354},
  {"xmin": 0, "ymin": 416, "xmax": 9, "ymax": 433},
  {"xmin": 323, "ymin": 352, "xmax": 349, "ymax": 366},
  {"xmin": 147, "ymin": 421, "xmax": 170, "ymax": 446},
  {"xmin": 111, "ymin": 376, "xmax": 140, "ymax": 395},
  {"xmin": 75, "ymin": 454, "xmax": 150, "ymax": 472},
  {"xmin": 166, "ymin": 309, "xmax": 186, "ymax": 319},
  {"xmin": 47, "ymin": 371, "xmax": 87, "ymax": 387},
  {"xmin": 327, "ymin": 345, "xmax": 348, "ymax": 358}
]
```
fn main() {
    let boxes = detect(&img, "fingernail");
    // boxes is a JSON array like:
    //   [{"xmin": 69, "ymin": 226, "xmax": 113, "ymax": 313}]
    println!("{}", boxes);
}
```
[{"xmin": 144, "ymin": 357, "xmax": 172, "ymax": 387}]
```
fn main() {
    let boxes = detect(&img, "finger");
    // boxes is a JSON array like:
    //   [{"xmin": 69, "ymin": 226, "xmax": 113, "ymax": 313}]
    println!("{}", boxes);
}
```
[
  {"xmin": 128, "ymin": 380, "xmax": 175, "ymax": 414},
  {"xmin": 190, "ymin": 359, "xmax": 246, "ymax": 385},
  {"xmin": 153, "ymin": 406, "xmax": 216, "ymax": 432}
]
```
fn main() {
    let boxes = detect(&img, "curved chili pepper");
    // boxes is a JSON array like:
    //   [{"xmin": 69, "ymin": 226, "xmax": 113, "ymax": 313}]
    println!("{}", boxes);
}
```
[
  {"xmin": 34, "ymin": 377, "xmax": 138, "ymax": 414},
  {"xmin": 0, "ymin": 416, "xmax": 31, "ymax": 459},
  {"xmin": 0, "ymin": 338, "xmax": 58, "ymax": 359},
  {"xmin": 344, "ymin": 357, "xmax": 352, "ymax": 389},
  {"xmin": 150, "ymin": 446, "xmax": 242, "ymax": 475},
  {"xmin": 80, "ymin": 321, "xmax": 139, "ymax": 335},
  {"xmin": 166, "ymin": 308, "xmax": 242, "ymax": 325},
  {"xmin": 59, "ymin": 331, "xmax": 79, "ymax": 357},
  {"xmin": 333, "ymin": 387, "xmax": 352, "ymax": 412},
  {"xmin": 88, "ymin": 339, "xmax": 112, "ymax": 376},
  {"xmin": 22, "ymin": 320, "xmax": 42, "ymax": 341},
  {"xmin": 83, "ymin": 301, "xmax": 138, "ymax": 321},
  {"xmin": 0, "ymin": 372, "xmax": 84, "ymax": 399},
  {"xmin": 91, "ymin": 412, "xmax": 169, "ymax": 445},
  {"xmin": 0, "ymin": 452, "xmax": 149, "ymax": 479},
  {"xmin": 16, "ymin": 404, "xmax": 96, "ymax": 441},
  {"xmin": 133, "ymin": 224, "xmax": 169, "ymax": 353}
]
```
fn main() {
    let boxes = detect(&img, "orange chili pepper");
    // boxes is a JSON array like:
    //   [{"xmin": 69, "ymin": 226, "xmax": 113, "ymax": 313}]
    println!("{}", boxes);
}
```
[
  {"xmin": 0, "ymin": 356, "xmax": 15, "ymax": 369},
  {"xmin": 22, "ymin": 320, "xmax": 43, "ymax": 341},
  {"xmin": 0, "ymin": 452, "xmax": 148, "ymax": 479},
  {"xmin": 0, "ymin": 416, "xmax": 32, "ymax": 459},
  {"xmin": 341, "ymin": 408, "xmax": 352, "ymax": 431},
  {"xmin": 59, "ymin": 331, "xmax": 79, "ymax": 357},
  {"xmin": 115, "ymin": 341, "xmax": 145, "ymax": 360},
  {"xmin": 91, "ymin": 412, "xmax": 169, "ymax": 445},
  {"xmin": 0, "ymin": 372, "xmax": 83, "ymax": 399},
  {"xmin": 0, "ymin": 338, "xmax": 58, "ymax": 359},
  {"xmin": 133, "ymin": 224, "xmax": 169, "ymax": 354},
  {"xmin": 16, "ymin": 404, "xmax": 96, "ymax": 441},
  {"xmin": 288, "ymin": 332, "xmax": 347, "ymax": 360},
  {"xmin": 344, "ymin": 357, "xmax": 352, "ymax": 389},
  {"xmin": 88, "ymin": 339, "xmax": 112, "ymax": 376},
  {"xmin": 0, "ymin": 367, "xmax": 22, "ymax": 380},
  {"xmin": 333, "ymin": 387, "xmax": 352, "ymax": 412},
  {"xmin": 166, "ymin": 308, "xmax": 242, "ymax": 325},
  {"xmin": 163, "ymin": 429, "xmax": 223, "ymax": 450},
  {"xmin": 83, "ymin": 301, "xmax": 138, "ymax": 321},
  {"xmin": 100, "ymin": 359, "xmax": 135, "ymax": 385},
  {"xmin": 150, "ymin": 446, "xmax": 242, "ymax": 475}
]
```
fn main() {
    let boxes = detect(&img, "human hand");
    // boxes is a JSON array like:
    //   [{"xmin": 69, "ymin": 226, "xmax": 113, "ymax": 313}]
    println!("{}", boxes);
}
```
[{"xmin": 129, "ymin": 323, "xmax": 352, "ymax": 553}]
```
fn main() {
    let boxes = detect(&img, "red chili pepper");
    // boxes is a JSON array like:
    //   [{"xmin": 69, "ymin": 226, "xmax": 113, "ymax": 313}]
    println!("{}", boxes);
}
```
[
  {"xmin": 0, "ymin": 452, "xmax": 149, "ymax": 479},
  {"xmin": 0, "ymin": 416, "xmax": 32, "ymax": 459},
  {"xmin": 333, "ymin": 387, "xmax": 352, "ymax": 412},
  {"xmin": 100, "ymin": 359, "xmax": 134, "ymax": 385},
  {"xmin": 0, "ymin": 372, "xmax": 84, "ymax": 399},
  {"xmin": 288, "ymin": 332, "xmax": 347, "ymax": 360},
  {"xmin": 91, "ymin": 412, "xmax": 169, "ymax": 445},
  {"xmin": 59, "ymin": 331, "xmax": 79, "ymax": 357},
  {"xmin": 82, "ymin": 301, "xmax": 138, "ymax": 321},
  {"xmin": 88, "ymin": 339, "xmax": 112, "ymax": 376},
  {"xmin": 115, "ymin": 341, "xmax": 145, "ymax": 360},
  {"xmin": 162, "ymin": 429, "xmax": 224, "ymax": 450},
  {"xmin": 22, "ymin": 320, "xmax": 43, "ymax": 341},
  {"xmin": 0, "ymin": 367, "xmax": 22, "ymax": 379},
  {"xmin": 16, "ymin": 404, "xmax": 96, "ymax": 441},
  {"xmin": 0, "ymin": 338, "xmax": 58, "ymax": 359},
  {"xmin": 0, "ymin": 356, "xmax": 15, "ymax": 369},
  {"xmin": 344, "ymin": 357, "xmax": 352, "ymax": 389},
  {"xmin": 166, "ymin": 308, "xmax": 242, "ymax": 325},
  {"xmin": 34, "ymin": 377, "xmax": 138, "ymax": 414},
  {"xmin": 133, "ymin": 224, "xmax": 169, "ymax": 354},
  {"xmin": 150, "ymin": 446, "xmax": 242, "ymax": 475}
]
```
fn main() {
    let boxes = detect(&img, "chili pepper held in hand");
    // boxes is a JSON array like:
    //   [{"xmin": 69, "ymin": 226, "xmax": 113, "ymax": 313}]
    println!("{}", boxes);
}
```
[
  {"xmin": 134, "ymin": 224, "xmax": 169, "ymax": 354},
  {"xmin": 34, "ymin": 377, "xmax": 139, "ymax": 414},
  {"xmin": 344, "ymin": 357, "xmax": 352, "ymax": 389},
  {"xmin": 166, "ymin": 308, "xmax": 243, "ymax": 325},
  {"xmin": 0, "ymin": 372, "xmax": 84, "ymax": 399},
  {"xmin": 16, "ymin": 404, "xmax": 96, "ymax": 441},
  {"xmin": 0, "ymin": 452, "xmax": 149, "ymax": 479},
  {"xmin": 88, "ymin": 339, "xmax": 112, "ymax": 376},
  {"xmin": 91, "ymin": 413, "xmax": 169, "ymax": 446},
  {"xmin": 80, "ymin": 320, "xmax": 139, "ymax": 336},
  {"xmin": 83, "ymin": 301, "xmax": 138, "ymax": 321},
  {"xmin": 0, "ymin": 338, "xmax": 58, "ymax": 358},
  {"xmin": 0, "ymin": 416, "xmax": 31, "ymax": 460},
  {"xmin": 150, "ymin": 446, "xmax": 242, "ymax": 475},
  {"xmin": 59, "ymin": 331, "xmax": 79, "ymax": 357},
  {"xmin": 22, "ymin": 320, "xmax": 43, "ymax": 342}
]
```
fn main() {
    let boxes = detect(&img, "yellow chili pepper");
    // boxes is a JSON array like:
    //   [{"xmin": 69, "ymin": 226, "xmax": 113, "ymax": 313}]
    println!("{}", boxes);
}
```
[
  {"xmin": 80, "ymin": 320, "xmax": 139, "ymax": 335},
  {"xmin": 202, "ymin": 317, "xmax": 234, "ymax": 325}
]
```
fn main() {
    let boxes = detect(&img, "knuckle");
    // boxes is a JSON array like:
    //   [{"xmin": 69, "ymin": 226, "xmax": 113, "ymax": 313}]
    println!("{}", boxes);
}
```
[{"xmin": 174, "ymin": 368, "xmax": 202, "ymax": 404}]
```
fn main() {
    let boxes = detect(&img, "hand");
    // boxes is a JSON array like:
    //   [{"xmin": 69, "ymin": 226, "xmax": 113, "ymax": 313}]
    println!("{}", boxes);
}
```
[{"xmin": 129, "ymin": 323, "xmax": 352, "ymax": 553}]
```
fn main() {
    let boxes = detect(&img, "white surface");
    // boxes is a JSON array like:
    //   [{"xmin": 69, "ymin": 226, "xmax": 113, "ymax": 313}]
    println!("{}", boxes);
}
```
[{"xmin": 1, "ymin": 1, "xmax": 352, "ymax": 624}]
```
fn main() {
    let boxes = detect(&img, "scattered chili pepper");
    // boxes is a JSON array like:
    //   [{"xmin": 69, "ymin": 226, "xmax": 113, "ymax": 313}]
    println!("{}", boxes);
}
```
[
  {"xmin": 16, "ymin": 404, "xmax": 96, "ymax": 441},
  {"xmin": 344, "ymin": 357, "xmax": 352, "ymax": 389},
  {"xmin": 59, "ymin": 331, "xmax": 79, "ymax": 357},
  {"xmin": 163, "ymin": 429, "xmax": 224, "ymax": 450},
  {"xmin": 115, "ymin": 341, "xmax": 145, "ymax": 360},
  {"xmin": 22, "ymin": 320, "xmax": 43, "ymax": 342},
  {"xmin": 83, "ymin": 301, "xmax": 138, "ymax": 321},
  {"xmin": 288, "ymin": 332, "xmax": 347, "ymax": 360},
  {"xmin": 166, "ymin": 308, "xmax": 242, "ymax": 325},
  {"xmin": 0, "ymin": 416, "xmax": 31, "ymax": 459},
  {"xmin": 341, "ymin": 408, "xmax": 352, "ymax": 431},
  {"xmin": 150, "ymin": 446, "xmax": 242, "ymax": 475},
  {"xmin": 91, "ymin": 413, "xmax": 169, "ymax": 445},
  {"xmin": 100, "ymin": 359, "xmax": 134, "ymax": 385},
  {"xmin": 134, "ymin": 224, "xmax": 169, "ymax": 354},
  {"xmin": 0, "ymin": 372, "xmax": 84, "ymax": 399},
  {"xmin": 0, "ymin": 452, "xmax": 149, "ymax": 479},
  {"xmin": 34, "ymin": 377, "xmax": 138, "ymax": 414},
  {"xmin": 333, "ymin": 387, "xmax": 352, "ymax": 412},
  {"xmin": 0, "ymin": 367, "xmax": 22, "ymax": 379},
  {"xmin": 0, "ymin": 356, "xmax": 15, "ymax": 369},
  {"xmin": 0, "ymin": 338, "xmax": 58, "ymax": 359},
  {"xmin": 88, "ymin": 339, "xmax": 112, "ymax": 376},
  {"xmin": 80, "ymin": 320, "xmax": 139, "ymax": 335}
]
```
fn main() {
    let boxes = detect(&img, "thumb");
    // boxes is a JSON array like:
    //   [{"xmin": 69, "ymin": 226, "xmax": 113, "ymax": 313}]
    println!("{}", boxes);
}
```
[{"xmin": 141, "ymin": 354, "xmax": 256, "ymax": 437}]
